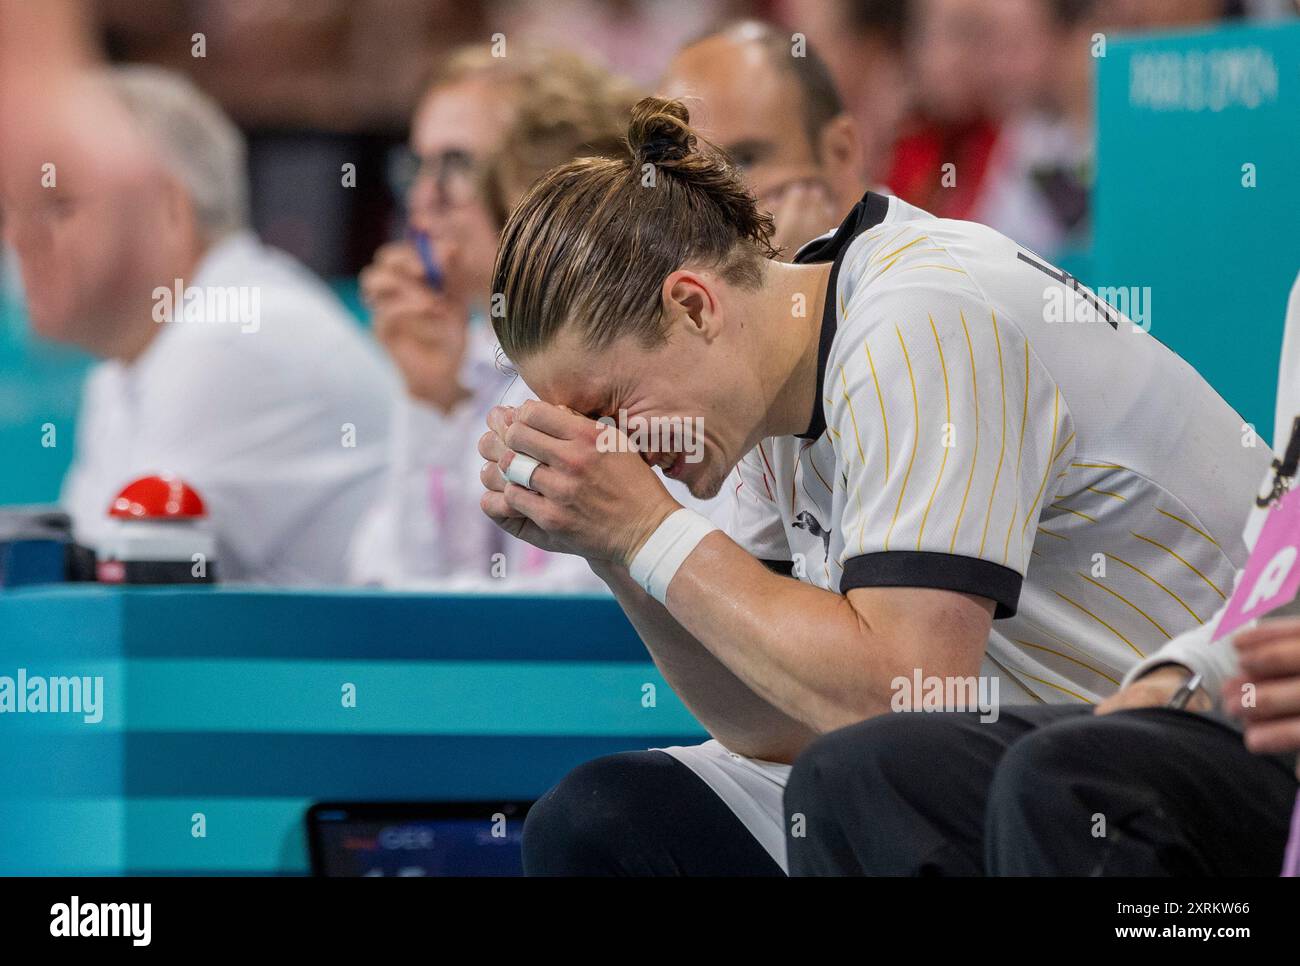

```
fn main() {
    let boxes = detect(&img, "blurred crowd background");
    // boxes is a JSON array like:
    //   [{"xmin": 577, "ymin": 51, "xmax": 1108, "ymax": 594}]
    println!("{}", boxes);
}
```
[{"xmin": 75, "ymin": 0, "xmax": 1299, "ymax": 280}]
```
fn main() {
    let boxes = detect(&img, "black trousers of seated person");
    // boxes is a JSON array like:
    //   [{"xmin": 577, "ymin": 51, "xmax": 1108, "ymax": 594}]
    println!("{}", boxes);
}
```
[
  {"xmin": 523, "ymin": 750, "xmax": 784, "ymax": 876},
  {"xmin": 784, "ymin": 704, "xmax": 1298, "ymax": 876}
]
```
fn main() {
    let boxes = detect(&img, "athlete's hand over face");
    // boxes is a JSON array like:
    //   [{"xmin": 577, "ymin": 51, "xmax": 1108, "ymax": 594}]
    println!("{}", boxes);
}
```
[
  {"xmin": 1226, "ymin": 617, "xmax": 1300, "ymax": 771},
  {"xmin": 478, "ymin": 401, "xmax": 681, "ymax": 565}
]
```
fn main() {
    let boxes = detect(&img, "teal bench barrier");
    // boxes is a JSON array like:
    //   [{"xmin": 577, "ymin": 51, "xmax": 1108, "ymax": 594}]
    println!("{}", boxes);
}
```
[{"xmin": 0, "ymin": 587, "xmax": 705, "ymax": 874}]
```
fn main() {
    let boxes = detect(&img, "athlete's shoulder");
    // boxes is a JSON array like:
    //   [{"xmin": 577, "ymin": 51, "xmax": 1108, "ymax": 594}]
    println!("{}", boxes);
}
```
[
  {"xmin": 832, "ymin": 216, "xmax": 995, "ymax": 341},
  {"xmin": 840, "ymin": 199, "xmax": 1008, "ymax": 280}
]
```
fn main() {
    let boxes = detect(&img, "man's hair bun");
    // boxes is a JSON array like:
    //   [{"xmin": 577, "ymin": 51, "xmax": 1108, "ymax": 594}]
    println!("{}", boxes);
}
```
[{"xmin": 626, "ymin": 96, "xmax": 695, "ymax": 166}]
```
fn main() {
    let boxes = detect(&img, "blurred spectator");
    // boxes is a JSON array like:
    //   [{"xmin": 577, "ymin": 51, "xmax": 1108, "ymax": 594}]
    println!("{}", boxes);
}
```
[
  {"xmin": 965, "ymin": 0, "xmax": 1244, "ymax": 259},
  {"xmin": 971, "ymin": 0, "xmax": 1112, "ymax": 256},
  {"xmin": 775, "ymin": 0, "xmax": 910, "ymax": 186},
  {"xmin": 885, "ymin": 0, "xmax": 1002, "ymax": 219},
  {"xmin": 1, "ymin": 0, "xmax": 153, "ymax": 195},
  {"xmin": 0, "ymin": 66, "xmax": 393, "ymax": 583},
  {"xmin": 661, "ymin": 20, "xmax": 871, "ymax": 257},
  {"xmin": 96, "ymin": 0, "xmax": 484, "ymax": 131},
  {"xmin": 1108, "ymin": 0, "xmax": 1237, "ymax": 28},
  {"xmin": 489, "ymin": 0, "xmax": 723, "ymax": 87},
  {"xmin": 94, "ymin": 0, "xmax": 488, "ymax": 278},
  {"xmin": 980, "ymin": 0, "xmax": 1061, "ymax": 119}
]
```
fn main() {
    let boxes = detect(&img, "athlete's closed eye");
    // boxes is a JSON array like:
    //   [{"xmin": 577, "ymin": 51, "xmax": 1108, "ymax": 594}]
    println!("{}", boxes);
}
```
[
  {"xmin": 575, "ymin": 395, "xmax": 614, "ymax": 423},
  {"xmin": 586, "ymin": 390, "xmax": 622, "ymax": 423}
]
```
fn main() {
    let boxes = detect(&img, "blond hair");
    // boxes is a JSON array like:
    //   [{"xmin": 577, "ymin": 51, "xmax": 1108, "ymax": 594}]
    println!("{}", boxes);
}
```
[{"xmin": 484, "ymin": 52, "xmax": 640, "ymax": 225}]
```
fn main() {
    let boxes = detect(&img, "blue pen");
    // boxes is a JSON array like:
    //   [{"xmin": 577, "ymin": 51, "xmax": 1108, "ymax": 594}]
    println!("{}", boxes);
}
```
[{"xmin": 406, "ymin": 227, "xmax": 444, "ymax": 292}]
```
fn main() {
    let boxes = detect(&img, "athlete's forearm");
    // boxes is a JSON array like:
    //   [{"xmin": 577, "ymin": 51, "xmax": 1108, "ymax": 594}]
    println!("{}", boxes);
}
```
[
  {"xmin": 661, "ymin": 533, "xmax": 990, "ymax": 733},
  {"xmin": 591, "ymin": 560, "xmax": 818, "ymax": 762}
]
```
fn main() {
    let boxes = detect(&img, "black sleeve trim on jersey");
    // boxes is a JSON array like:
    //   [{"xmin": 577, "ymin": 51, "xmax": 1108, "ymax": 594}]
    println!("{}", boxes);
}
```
[
  {"xmin": 794, "ymin": 191, "xmax": 891, "ymax": 442},
  {"xmin": 761, "ymin": 558, "xmax": 795, "ymax": 577},
  {"xmin": 839, "ymin": 551, "xmax": 1023, "ymax": 619}
]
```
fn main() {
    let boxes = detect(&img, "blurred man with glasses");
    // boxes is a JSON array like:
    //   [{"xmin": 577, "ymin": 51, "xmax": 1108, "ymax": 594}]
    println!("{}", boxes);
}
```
[{"xmin": 1, "ymin": 66, "xmax": 394, "ymax": 584}]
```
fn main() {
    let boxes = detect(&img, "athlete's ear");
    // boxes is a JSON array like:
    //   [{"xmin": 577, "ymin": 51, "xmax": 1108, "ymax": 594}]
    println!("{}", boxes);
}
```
[{"xmin": 661, "ymin": 270, "xmax": 721, "ymax": 342}]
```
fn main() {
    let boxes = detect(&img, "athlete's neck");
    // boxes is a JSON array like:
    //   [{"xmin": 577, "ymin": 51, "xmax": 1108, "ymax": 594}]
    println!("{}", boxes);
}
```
[{"xmin": 761, "ymin": 258, "xmax": 835, "ymax": 439}]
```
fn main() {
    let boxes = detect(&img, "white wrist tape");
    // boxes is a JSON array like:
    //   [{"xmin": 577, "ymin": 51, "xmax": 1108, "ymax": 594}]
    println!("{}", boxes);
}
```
[
  {"xmin": 504, "ymin": 454, "xmax": 541, "ymax": 490},
  {"xmin": 628, "ymin": 508, "xmax": 718, "ymax": 604}
]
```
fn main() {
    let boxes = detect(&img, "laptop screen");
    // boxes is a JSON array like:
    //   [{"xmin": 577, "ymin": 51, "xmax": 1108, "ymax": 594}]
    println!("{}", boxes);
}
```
[{"xmin": 308, "ymin": 802, "xmax": 531, "ymax": 877}]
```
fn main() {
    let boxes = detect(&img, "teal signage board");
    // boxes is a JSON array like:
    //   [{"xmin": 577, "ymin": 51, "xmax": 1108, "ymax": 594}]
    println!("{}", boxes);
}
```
[{"xmin": 1093, "ymin": 19, "xmax": 1300, "ymax": 445}]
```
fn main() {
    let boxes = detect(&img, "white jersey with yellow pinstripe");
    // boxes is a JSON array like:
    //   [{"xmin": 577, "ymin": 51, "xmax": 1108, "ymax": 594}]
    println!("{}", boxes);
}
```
[{"xmin": 725, "ymin": 191, "xmax": 1272, "ymax": 705}]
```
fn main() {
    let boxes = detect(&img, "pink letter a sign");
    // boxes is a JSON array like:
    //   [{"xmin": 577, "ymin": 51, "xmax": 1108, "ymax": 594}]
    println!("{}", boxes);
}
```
[{"xmin": 1214, "ymin": 488, "xmax": 1300, "ymax": 642}]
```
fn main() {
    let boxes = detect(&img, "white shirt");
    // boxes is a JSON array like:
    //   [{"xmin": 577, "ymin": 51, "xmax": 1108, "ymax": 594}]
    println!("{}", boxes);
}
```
[
  {"xmin": 726, "ymin": 192, "xmax": 1271, "ymax": 706},
  {"xmin": 62, "ymin": 231, "xmax": 395, "ymax": 585},
  {"xmin": 348, "ymin": 318, "xmax": 731, "ymax": 591},
  {"xmin": 1124, "ymin": 269, "xmax": 1300, "ymax": 699}
]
